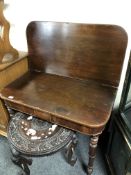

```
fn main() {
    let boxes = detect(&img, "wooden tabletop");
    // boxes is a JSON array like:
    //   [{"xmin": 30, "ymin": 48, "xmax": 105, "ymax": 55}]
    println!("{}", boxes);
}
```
[{"xmin": 0, "ymin": 71, "xmax": 116, "ymax": 132}]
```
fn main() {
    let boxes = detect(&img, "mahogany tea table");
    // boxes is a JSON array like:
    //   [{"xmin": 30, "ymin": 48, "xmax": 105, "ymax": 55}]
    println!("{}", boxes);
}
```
[{"xmin": 0, "ymin": 21, "xmax": 128, "ymax": 174}]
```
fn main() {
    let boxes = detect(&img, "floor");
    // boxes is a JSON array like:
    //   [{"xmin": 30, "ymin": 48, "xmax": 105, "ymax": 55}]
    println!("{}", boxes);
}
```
[{"xmin": 0, "ymin": 133, "xmax": 108, "ymax": 175}]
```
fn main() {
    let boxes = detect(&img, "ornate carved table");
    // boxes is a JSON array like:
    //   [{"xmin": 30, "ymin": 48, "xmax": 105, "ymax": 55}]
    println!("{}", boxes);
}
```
[{"xmin": 7, "ymin": 111, "xmax": 77, "ymax": 175}]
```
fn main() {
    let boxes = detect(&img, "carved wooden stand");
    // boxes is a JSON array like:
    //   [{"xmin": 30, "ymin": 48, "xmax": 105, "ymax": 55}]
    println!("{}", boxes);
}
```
[
  {"xmin": 8, "ymin": 112, "xmax": 77, "ymax": 175},
  {"xmin": 11, "ymin": 146, "xmax": 32, "ymax": 175},
  {"xmin": 65, "ymin": 134, "xmax": 78, "ymax": 166}
]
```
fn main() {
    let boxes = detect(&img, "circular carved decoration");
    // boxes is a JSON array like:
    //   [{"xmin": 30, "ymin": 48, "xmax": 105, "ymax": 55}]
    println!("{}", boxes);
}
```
[{"xmin": 8, "ymin": 112, "xmax": 73, "ymax": 155}]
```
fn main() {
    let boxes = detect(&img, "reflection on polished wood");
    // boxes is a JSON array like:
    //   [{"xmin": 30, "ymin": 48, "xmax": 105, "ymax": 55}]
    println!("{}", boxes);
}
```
[{"xmin": 0, "ymin": 21, "xmax": 128, "ymax": 174}]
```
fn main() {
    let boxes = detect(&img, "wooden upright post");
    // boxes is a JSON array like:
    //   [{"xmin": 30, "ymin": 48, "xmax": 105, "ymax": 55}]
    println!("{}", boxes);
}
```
[{"xmin": 0, "ymin": 0, "xmax": 18, "ymax": 64}]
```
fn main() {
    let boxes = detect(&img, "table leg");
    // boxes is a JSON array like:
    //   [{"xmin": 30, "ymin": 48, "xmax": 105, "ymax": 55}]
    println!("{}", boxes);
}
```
[
  {"xmin": 65, "ymin": 134, "xmax": 78, "ymax": 166},
  {"xmin": 87, "ymin": 135, "xmax": 99, "ymax": 175},
  {"xmin": 11, "ymin": 146, "xmax": 32, "ymax": 175}
]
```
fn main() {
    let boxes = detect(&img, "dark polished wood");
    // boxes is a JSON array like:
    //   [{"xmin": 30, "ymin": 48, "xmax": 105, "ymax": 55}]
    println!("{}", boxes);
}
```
[
  {"xmin": 11, "ymin": 146, "xmax": 32, "ymax": 175},
  {"xmin": 8, "ymin": 111, "xmax": 75, "ymax": 174},
  {"xmin": 0, "ymin": 21, "xmax": 128, "ymax": 174},
  {"xmin": 1, "ymin": 72, "xmax": 116, "ymax": 135},
  {"xmin": 8, "ymin": 112, "xmax": 74, "ymax": 156},
  {"xmin": 87, "ymin": 135, "xmax": 100, "ymax": 175},
  {"xmin": 65, "ymin": 134, "xmax": 78, "ymax": 166},
  {"xmin": 27, "ymin": 22, "xmax": 127, "ymax": 87}
]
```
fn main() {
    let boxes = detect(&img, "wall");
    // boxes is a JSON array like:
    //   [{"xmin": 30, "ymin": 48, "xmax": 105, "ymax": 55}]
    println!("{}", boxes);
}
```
[{"xmin": 4, "ymin": 0, "xmax": 131, "ymax": 109}]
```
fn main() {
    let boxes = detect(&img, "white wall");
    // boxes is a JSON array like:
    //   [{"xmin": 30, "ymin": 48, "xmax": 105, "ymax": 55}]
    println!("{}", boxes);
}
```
[{"xmin": 4, "ymin": 0, "xmax": 131, "ymax": 108}]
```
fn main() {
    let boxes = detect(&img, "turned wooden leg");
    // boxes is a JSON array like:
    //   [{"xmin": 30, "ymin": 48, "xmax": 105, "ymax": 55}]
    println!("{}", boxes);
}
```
[{"xmin": 87, "ymin": 135, "xmax": 99, "ymax": 175}]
